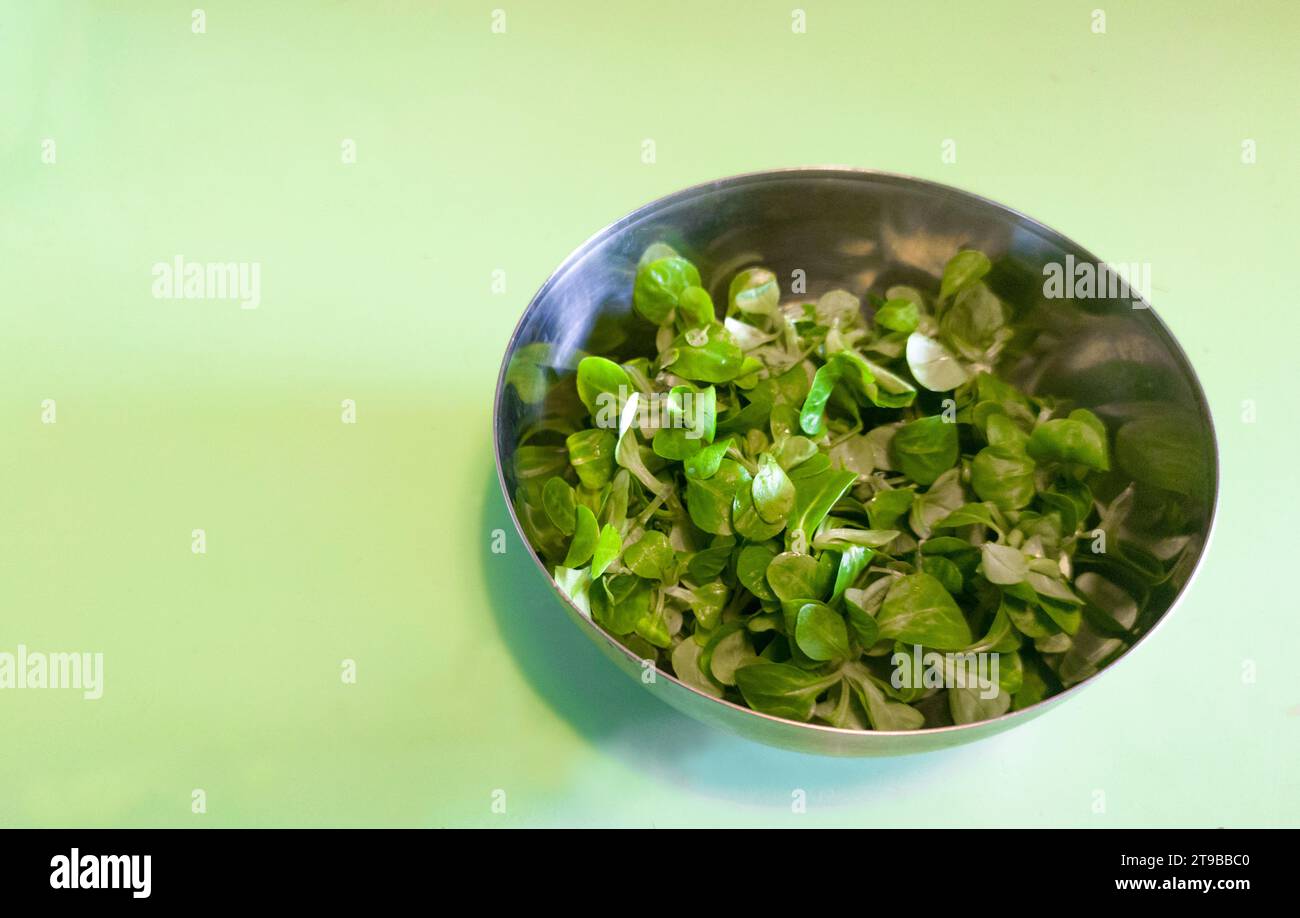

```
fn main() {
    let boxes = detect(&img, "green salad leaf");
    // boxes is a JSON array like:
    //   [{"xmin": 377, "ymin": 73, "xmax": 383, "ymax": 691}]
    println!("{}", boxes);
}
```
[{"xmin": 509, "ymin": 244, "xmax": 1194, "ymax": 730}]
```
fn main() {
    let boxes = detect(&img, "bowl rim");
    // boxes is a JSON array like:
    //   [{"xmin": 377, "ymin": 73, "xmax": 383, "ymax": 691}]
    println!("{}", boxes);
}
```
[{"xmin": 492, "ymin": 165, "xmax": 1221, "ymax": 740}]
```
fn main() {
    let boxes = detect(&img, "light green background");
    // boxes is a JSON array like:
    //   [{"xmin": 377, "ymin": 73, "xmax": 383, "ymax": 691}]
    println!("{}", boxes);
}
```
[{"xmin": 2, "ymin": 1, "xmax": 1296, "ymax": 827}]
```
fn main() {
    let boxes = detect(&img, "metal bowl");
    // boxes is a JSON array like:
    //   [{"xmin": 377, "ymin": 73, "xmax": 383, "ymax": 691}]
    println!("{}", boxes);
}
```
[{"xmin": 492, "ymin": 167, "xmax": 1218, "ymax": 755}]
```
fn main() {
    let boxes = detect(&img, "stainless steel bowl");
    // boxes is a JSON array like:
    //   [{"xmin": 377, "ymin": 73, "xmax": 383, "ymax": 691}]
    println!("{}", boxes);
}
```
[{"xmin": 492, "ymin": 167, "xmax": 1218, "ymax": 755}]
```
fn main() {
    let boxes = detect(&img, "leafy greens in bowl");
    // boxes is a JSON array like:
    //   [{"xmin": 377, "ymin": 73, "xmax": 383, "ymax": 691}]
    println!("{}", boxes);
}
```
[{"xmin": 494, "ymin": 169, "xmax": 1216, "ymax": 753}]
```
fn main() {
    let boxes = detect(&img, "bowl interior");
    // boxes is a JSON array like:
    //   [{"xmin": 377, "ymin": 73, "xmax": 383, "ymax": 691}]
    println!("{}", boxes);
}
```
[{"xmin": 494, "ymin": 169, "xmax": 1217, "ymax": 753}]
